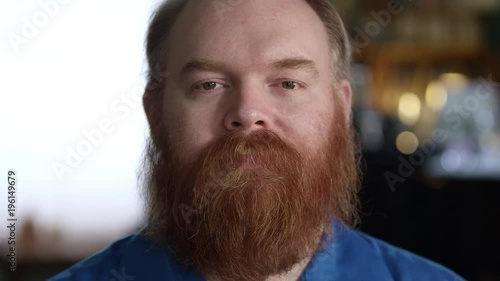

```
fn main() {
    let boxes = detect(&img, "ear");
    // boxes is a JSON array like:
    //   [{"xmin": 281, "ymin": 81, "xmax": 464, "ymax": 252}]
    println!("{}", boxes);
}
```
[
  {"xmin": 339, "ymin": 79, "xmax": 353, "ymax": 119},
  {"xmin": 143, "ymin": 88, "xmax": 154, "ymax": 126},
  {"xmin": 143, "ymin": 87, "xmax": 162, "ymax": 131}
]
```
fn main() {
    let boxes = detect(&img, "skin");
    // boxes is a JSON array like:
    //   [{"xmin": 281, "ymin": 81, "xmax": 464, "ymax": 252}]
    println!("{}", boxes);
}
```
[{"xmin": 144, "ymin": 0, "xmax": 352, "ymax": 280}]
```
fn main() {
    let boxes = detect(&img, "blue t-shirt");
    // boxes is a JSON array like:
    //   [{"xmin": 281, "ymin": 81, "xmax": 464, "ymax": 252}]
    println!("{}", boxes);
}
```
[{"xmin": 49, "ymin": 223, "xmax": 465, "ymax": 281}]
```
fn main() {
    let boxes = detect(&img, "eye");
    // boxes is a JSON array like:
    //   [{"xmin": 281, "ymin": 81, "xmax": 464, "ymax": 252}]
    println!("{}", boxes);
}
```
[
  {"xmin": 194, "ymin": 81, "xmax": 224, "ymax": 91},
  {"xmin": 281, "ymin": 81, "xmax": 300, "ymax": 90}
]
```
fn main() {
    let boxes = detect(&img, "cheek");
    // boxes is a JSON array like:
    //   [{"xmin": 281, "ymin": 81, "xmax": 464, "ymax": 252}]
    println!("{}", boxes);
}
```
[
  {"xmin": 276, "ymin": 108, "xmax": 329, "ymax": 157},
  {"xmin": 163, "ymin": 101, "xmax": 219, "ymax": 164},
  {"xmin": 280, "ymin": 99, "xmax": 335, "ymax": 157},
  {"xmin": 296, "ymin": 115, "xmax": 332, "ymax": 152}
]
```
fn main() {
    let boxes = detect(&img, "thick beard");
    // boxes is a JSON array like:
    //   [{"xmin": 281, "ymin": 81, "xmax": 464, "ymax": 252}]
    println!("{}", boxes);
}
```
[{"xmin": 142, "ymin": 102, "xmax": 360, "ymax": 281}]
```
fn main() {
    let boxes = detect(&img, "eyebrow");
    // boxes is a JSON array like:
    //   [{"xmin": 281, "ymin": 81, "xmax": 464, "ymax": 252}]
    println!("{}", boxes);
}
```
[
  {"xmin": 178, "ymin": 57, "xmax": 320, "ymax": 81},
  {"xmin": 179, "ymin": 59, "xmax": 224, "ymax": 80},
  {"xmin": 271, "ymin": 58, "xmax": 320, "ymax": 78}
]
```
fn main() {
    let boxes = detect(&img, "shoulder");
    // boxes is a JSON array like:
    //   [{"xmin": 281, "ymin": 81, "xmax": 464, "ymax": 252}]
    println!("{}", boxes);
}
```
[
  {"xmin": 335, "ymin": 228, "xmax": 465, "ymax": 281},
  {"xmin": 48, "ymin": 235, "xmax": 136, "ymax": 281},
  {"xmin": 304, "ymin": 222, "xmax": 466, "ymax": 281},
  {"xmin": 48, "ymin": 232, "xmax": 178, "ymax": 281},
  {"xmin": 48, "ymin": 232, "xmax": 202, "ymax": 281}
]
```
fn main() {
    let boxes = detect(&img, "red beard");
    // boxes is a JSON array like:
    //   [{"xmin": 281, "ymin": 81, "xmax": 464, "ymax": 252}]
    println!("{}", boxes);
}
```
[{"xmin": 143, "ymin": 103, "xmax": 360, "ymax": 281}]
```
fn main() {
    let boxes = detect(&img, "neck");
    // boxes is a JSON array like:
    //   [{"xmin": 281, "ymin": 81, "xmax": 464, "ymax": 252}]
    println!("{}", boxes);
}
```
[
  {"xmin": 206, "ymin": 227, "xmax": 326, "ymax": 281},
  {"xmin": 207, "ymin": 255, "xmax": 313, "ymax": 281},
  {"xmin": 265, "ymin": 256, "xmax": 312, "ymax": 281}
]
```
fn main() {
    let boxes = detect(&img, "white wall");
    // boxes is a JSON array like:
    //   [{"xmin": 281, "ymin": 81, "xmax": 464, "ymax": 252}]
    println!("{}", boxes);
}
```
[{"xmin": 0, "ymin": 0, "xmax": 164, "ymax": 256}]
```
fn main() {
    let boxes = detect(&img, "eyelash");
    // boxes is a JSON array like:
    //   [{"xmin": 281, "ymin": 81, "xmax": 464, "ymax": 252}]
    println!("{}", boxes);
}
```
[
  {"xmin": 192, "ymin": 80, "xmax": 305, "ymax": 92},
  {"xmin": 193, "ymin": 81, "xmax": 226, "ymax": 91},
  {"xmin": 276, "ymin": 80, "xmax": 303, "ymax": 90}
]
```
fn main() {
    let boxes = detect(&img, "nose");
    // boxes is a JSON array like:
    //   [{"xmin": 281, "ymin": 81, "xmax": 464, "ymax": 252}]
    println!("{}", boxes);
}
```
[{"xmin": 223, "ymin": 85, "xmax": 272, "ymax": 132}]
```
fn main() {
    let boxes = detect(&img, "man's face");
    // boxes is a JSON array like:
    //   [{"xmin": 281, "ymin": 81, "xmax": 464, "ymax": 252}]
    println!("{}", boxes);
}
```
[
  {"xmin": 162, "ymin": 0, "xmax": 350, "ymax": 165},
  {"xmin": 143, "ymin": 0, "xmax": 357, "ymax": 280}
]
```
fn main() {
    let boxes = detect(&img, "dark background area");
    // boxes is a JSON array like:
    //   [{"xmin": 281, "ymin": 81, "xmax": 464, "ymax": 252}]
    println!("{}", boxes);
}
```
[
  {"xmin": 347, "ymin": 0, "xmax": 500, "ymax": 280},
  {"xmin": 359, "ymin": 153, "xmax": 500, "ymax": 280}
]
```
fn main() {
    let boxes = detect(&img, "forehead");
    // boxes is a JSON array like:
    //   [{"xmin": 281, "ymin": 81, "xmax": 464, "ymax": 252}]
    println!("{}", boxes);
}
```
[{"xmin": 165, "ymin": 0, "xmax": 332, "ymax": 74}]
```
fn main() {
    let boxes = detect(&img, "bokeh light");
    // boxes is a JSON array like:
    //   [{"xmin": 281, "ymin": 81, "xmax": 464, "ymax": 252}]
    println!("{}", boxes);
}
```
[
  {"xmin": 425, "ymin": 80, "xmax": 448, "ymax": 111},
  {"xmin": 398, "ymin": 92, "xmax": 421, "ymax": 126},
  {"xmin": 396, "ymin": 131, "xmax": 420, "ymax": 155}
]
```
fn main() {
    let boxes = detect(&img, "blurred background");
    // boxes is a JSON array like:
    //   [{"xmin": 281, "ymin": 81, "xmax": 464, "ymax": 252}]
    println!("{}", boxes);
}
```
[
  {"xmin": 0, "ymin": 0, "xmax": 499, "ymax": 280},
  {"xmin": 340, "ymin": 1, "xmax": 500, "ymax": 280}
]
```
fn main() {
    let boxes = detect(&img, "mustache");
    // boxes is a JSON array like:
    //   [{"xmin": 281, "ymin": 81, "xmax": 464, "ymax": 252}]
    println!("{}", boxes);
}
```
[{"xmin": 195, "ymin": 129, "xmax": 303, "ymax": 172}]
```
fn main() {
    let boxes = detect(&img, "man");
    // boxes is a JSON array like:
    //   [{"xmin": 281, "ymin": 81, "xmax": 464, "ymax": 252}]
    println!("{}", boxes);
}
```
[{"xmin": 50, "ymin": 0, "xmax": 465, "ymax": 280}]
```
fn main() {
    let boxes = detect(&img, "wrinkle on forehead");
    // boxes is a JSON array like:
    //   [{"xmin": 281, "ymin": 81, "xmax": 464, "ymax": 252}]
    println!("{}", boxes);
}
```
[{"xmin": 165, "ymin": 0, "xmax": 332, "ymax": 80}]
